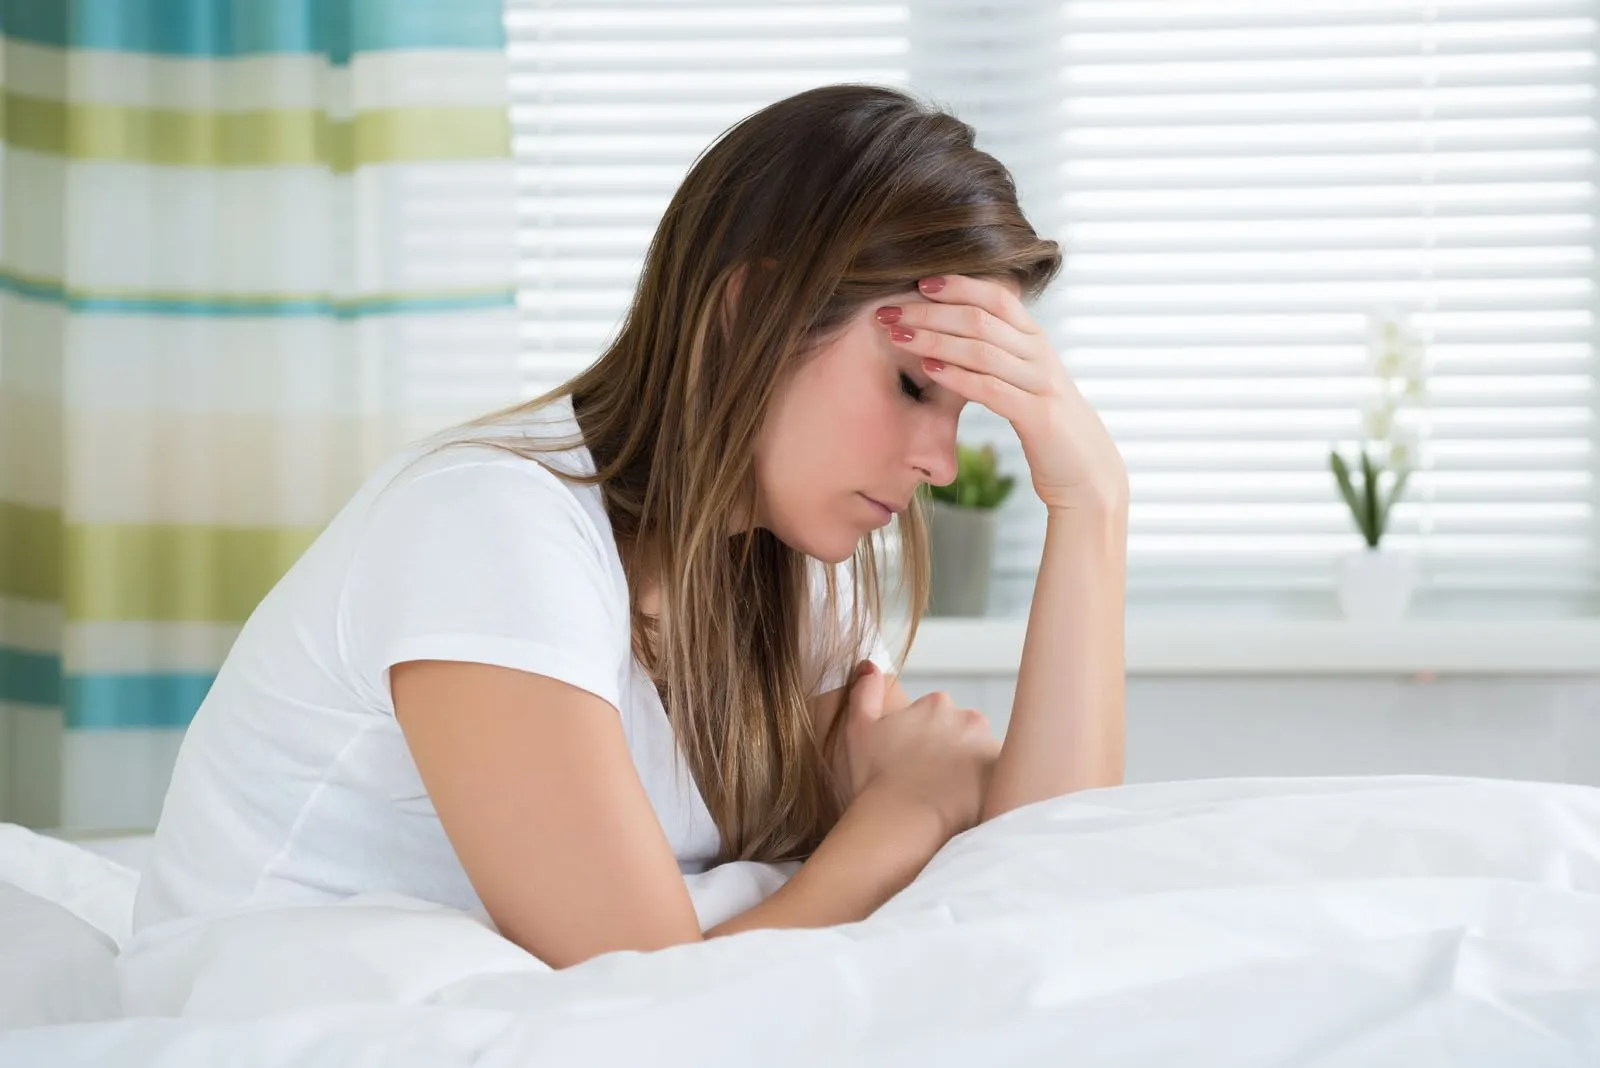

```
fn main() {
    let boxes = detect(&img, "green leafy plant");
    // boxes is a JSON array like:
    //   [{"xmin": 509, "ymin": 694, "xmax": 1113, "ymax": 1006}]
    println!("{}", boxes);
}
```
[
  {"xmin": 924, "ymin": 442, "xmax": 1016, "ymax": 510},
  {"xmin": 1329, "ymin": 448, "xmax": 1410, "ymax": 549},
  {"xmin": 1329, "ymin": 309, "xmax": 1428, "ymax": 549}
]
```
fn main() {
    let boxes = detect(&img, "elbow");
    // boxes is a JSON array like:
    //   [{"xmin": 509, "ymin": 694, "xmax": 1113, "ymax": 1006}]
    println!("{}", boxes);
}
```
[{"xmin": 499, "ymin": 922, "xmax": 704, "ymax": 970}]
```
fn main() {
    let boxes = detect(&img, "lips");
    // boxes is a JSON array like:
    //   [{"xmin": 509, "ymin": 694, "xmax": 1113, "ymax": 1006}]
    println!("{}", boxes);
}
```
[{"xmin": 862, "ymin": 494, "xmax": 903, "ymax": 517}]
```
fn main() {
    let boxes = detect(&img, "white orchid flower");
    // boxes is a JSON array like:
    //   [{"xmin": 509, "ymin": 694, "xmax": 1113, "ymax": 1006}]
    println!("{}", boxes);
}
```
[
  {"xmin": 1399, "ymin": 341, "xmax": 1428, "ymax": 397},
  {"xmin": 1366, "ymin": 308, "xmax": 1427, "ymax": 385},
  {"xmin": 1361, "ymin": 393, "xmax": 1397, "ymax": 443},
  {"xmin": 1388, "ymin": 424, "xmax": 1421, "ymax": 470},
  {"xmin": 1366, "ymin": 307, "xmax": 1400, "ymax": 354}
]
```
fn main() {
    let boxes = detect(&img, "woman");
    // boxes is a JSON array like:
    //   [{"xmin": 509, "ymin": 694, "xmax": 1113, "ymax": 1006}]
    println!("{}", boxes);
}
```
[{"xmin": 131, "ymin": 84, "xmax": 1128, "ymax": 970}]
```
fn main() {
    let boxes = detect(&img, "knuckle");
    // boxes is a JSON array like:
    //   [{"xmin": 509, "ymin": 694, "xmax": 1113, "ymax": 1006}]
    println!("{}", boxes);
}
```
[{"xmin": 966, "ymin": 306, "xmax": 988, "ymax": 334}]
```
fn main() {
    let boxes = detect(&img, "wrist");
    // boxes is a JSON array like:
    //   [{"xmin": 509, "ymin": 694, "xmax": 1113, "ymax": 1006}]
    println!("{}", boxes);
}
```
[
  {"xmin": 854, "ymin": 780, "xmax": 957, "ymax": 848},
  {"xmin": 1043, "ymin": 470, "xmax": 1130, "ymax": 521},
  {"xmin": 1046, "ymin": 490, "xmax": 1128, "ymax": 539}
]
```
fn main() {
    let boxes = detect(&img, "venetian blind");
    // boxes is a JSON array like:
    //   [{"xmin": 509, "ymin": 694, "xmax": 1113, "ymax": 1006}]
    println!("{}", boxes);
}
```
[{"xmin": 505, "ymin": 0, "xmax": 1599, "ymax": 617}]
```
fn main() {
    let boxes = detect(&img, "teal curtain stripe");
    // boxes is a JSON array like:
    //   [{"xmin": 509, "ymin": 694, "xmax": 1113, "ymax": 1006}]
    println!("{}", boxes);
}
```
[
  {"xmin": 64, "ymin": 671, "xmax": 214, "ymax": 729},
  {"xmin": 0, "ymin": 649, "xmax": 214, "ymax": 727},
  {"xmin": 0, "ymin": 646, "xmax": 61, "ymax": 707},
  {"xmin": 0, "ymin": 272, "xmax": 515, "ymax": 319},
  {"xmin": 0, "ymin": 0, "xmax": 505, "ymax": 63}
]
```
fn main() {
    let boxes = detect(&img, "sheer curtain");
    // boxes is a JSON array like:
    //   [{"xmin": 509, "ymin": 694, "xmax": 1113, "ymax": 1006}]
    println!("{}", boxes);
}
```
[{"xmin": 0, "ymin": 0, "xmax": 522, "ymax": 829}]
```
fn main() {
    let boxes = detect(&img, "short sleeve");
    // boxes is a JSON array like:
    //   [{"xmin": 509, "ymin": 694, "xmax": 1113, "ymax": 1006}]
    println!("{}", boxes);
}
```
[
  {"xmin": 339, "ymin": 455, "xmax": 628, "ymax": 713},
  {"xmin": 807, "ymin": 558, "xmax": 897, "ymax": 694}
]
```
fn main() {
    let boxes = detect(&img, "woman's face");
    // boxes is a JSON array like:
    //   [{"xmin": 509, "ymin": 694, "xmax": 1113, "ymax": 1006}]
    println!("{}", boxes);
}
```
[{"xmin": 749, "ymin": 286, "xmax": 971, "ymax": 563}]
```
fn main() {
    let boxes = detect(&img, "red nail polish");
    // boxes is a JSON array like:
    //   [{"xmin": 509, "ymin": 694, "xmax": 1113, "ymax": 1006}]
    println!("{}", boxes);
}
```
[
  {"xmin": 874, "ymin": 306, "xmax": 902, "ymax": 324},
  {"xmin": 918, "ymin": 276, "xmax": 946, "ymax": 294},
  {"xmin": 922, "ymin": 357, "xmax": 945, "ymax": 373},
  {"xmin": 890, "ymin": 326, "xmax": 915, "ymax": 343}
]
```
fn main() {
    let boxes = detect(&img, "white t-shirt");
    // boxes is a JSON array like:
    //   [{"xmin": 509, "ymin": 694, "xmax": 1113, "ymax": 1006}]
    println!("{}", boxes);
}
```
[{"xmin": 132, "ymin": 396, "xmax": 891, "ymax": 937}]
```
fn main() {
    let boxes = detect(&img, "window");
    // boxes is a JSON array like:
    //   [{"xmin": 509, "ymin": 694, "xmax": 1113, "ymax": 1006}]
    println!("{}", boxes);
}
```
[
  {"xmin": 504, "ymin": 1, "xmax": 1600, "ymax": 619},
  {"xmin": 504, "ymin": 2, "xmax": 914, "ymax": 393}
]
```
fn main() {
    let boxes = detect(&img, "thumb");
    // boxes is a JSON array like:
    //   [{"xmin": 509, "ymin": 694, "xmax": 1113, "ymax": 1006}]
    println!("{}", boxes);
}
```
[{"xmin": 849, "ymin": 661, "xmax": 887, "ymax": 721}]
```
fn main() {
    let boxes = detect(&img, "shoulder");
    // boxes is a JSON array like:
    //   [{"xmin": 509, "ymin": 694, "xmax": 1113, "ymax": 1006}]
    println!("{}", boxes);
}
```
[
  {"xmin": 335, "ymin": 436, "xmax": 632, "ymax": 689},
  {"xmin": 369, "ymin": 435, "xmax": 605, "ymax": 548},
  {"xmin": 338, "ymin": 434, "xmax": 625, "ymax": 615}
]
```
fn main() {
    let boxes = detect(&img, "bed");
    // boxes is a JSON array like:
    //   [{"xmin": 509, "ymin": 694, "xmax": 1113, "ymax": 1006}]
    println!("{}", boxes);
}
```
[{"xmin": 3, "ymin": 774, "xmax": 1598, "ymax": 1066}]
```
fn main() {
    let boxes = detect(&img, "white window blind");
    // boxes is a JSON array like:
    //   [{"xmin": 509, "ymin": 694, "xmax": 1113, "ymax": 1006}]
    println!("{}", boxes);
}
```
[
  {"xmin": 504, "ymin": 1, "xmax": 1600, "ymax": 618},
  {"xmin": 503, "ymin": 2, "xmax": 914, "ymax": 394},
  {"xmin": 1053, "ymin": 0, "xmax": 1599, "ymax": 618}
]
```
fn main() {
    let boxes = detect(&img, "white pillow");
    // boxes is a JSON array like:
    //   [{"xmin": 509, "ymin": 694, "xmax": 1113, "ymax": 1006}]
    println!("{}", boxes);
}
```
[
  {"xmin": 0, "ymin": 824, "xmax": 140, "ymax": 948},
  {"xmin": 0, "ymin": 881, "xmax": 121, "ymax": 1028}
]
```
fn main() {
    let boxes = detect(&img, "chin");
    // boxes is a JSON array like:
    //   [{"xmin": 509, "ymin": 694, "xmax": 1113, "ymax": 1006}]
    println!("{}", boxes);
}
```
[{"xmin": 772, "ymin": 518, "xmax": 859, "ymax": 565}]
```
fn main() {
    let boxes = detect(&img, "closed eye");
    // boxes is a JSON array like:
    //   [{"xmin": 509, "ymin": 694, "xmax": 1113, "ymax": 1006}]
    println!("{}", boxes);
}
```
[{"xmin": 899, "ymin": 371, "xmax": 928, "ymax": 404}]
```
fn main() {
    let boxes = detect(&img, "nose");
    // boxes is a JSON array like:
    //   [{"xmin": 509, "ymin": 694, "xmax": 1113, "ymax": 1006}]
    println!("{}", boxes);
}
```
[{"xmin": 910, "ymin": 411, "xmax": 960, "ymax": 487}]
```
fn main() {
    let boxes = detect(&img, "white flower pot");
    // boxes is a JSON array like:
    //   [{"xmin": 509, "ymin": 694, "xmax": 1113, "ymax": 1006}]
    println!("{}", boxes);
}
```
[{"xmin": 1338, "ymin": 547, "xmax": 1417, "ymax": 622}]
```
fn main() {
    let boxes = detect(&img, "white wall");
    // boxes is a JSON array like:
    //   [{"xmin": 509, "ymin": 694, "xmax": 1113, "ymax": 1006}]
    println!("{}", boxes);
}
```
[
  {"xmin": 7, "ymin": 671, "xmax": 1598, "ymax": 832},
  {"xmin": 899, "ymin": 671, "xmax": 1600, "ymax": 790}
]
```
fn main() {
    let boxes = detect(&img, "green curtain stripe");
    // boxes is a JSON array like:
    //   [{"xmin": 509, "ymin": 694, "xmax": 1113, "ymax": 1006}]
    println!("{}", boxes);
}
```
[
  {"xmin": 0, "ymin": 269, "xmax": 514, "ymax": 318},
  {"xmin": 0, "ymin": 506, "xmax": 318, "ymax": 621},
  {"xmin": 67, "ymin": 522, "xmax": 320, "ymax": 622},
  {"xmin": 0, "ymin": 92, "xmax": 510, "ymax": 170},
  {"xmin": 0, "ymin": 501, "xmax": 63, "ymax": 601}
]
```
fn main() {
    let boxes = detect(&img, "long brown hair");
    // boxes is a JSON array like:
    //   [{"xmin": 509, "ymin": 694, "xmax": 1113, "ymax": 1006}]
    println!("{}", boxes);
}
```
[{"xmin": 446, "ymin": 84, "xmax": 1059, "ymax": 863}]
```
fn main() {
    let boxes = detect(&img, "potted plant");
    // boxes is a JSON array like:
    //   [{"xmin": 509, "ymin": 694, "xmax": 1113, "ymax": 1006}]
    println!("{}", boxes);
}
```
[
  {"xmin": 921, "ymin": 442, "xmax": 1016, "ymax": 616},
  {"xmin": 1328, "ymin": 309, "xmax": 1428, "ymax": 621}
]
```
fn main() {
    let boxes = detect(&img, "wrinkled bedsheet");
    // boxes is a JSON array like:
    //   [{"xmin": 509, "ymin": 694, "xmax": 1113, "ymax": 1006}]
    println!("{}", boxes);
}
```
[{"xmin": 3, "ymin": 774, "xmax": 1599, "ymax": 1067}]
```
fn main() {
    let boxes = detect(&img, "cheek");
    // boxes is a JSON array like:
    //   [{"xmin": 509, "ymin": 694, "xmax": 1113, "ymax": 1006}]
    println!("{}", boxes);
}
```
[
  {"xmin": 758, "ymin": 378, "xmax": 849, "ymax": 497},
  {"xmin": 766, "ymin": 330, "xmax": 906, "ymax": 497},
  {"xmin": 828, "ymin": 343, "xmax": 899, "ymax": 428},
  {"xmin": 822, "ymin": 375, "xmax": 903, "ymax": 474},
  {"xmin": 847, "ymin": 397, "xmax": 901, "ymax": 458}
]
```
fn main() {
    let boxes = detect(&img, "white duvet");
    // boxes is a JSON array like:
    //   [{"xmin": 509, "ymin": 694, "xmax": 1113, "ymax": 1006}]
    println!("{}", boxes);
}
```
[{"xmin": 3, "ymin": 774, "xmax": 1599, "ymax": 1067}]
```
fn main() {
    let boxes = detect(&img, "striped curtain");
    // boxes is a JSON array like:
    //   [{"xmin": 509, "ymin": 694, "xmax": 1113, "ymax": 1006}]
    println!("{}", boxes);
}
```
[{"xmin": 0, "ymin": 0, "xmax": 520, "ymax": 830}]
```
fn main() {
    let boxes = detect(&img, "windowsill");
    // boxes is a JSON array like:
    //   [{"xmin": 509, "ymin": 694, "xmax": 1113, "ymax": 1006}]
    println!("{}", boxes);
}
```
[{"xmin": 896, "ymin": 618, "xmax": 1600, "ymax": 676}]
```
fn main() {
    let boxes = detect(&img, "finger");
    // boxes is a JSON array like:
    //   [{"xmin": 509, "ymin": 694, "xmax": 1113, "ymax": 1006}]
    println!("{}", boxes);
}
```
[
  {"xmin": 884, "ymin": 299, "xmax": 1037, "ymax": 366},
  {"xmin": 917, "ymin": 274, "xmax": 1041, "ymax": 338},
  {"xmin": 920, "ymin": 356, "xmax": 1031, "ymax": 423},
  {"xmin": 887, "ymin": 325, "xmax": 1043, "ymax": 395},
  {"xmin": 850, "ymin": 661, "xmax": 887, "ymax": 720}
]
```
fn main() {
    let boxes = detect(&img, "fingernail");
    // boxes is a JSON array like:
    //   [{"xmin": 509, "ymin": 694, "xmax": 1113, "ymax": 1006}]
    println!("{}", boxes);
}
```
[
  {"xmin": 918, "ymin": 276, "xmax": 946, "ymax": 294},
  {"xmin": 858, "ymin": 661, "xmax": 876, "ymax": 679},
  {"xmin": 874, "ymin": 305, "xmax": 902, "ymax": 324},
  {"xmin": 889, "ymin": 325, "xmax": 915, "ymax": 343},
  {"xmin": 922, "ymin": 357, "xmax": 945, "ymax": 373}
]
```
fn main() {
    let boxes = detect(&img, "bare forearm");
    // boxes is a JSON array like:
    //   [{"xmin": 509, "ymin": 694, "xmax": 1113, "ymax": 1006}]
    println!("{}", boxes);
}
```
[
  {"xmin": 704, "ymin": 785, "xmax": 946, "ymax": 938},
  {"xmin": 980, "ymin": 499, "xmax": 1128, "ymax": 823}
]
